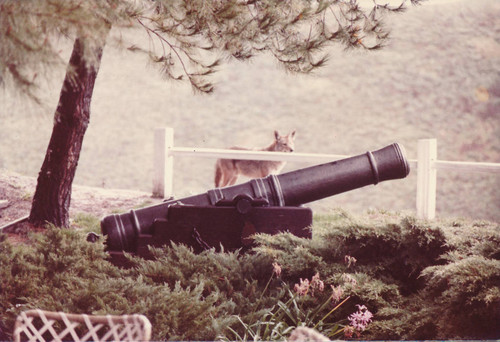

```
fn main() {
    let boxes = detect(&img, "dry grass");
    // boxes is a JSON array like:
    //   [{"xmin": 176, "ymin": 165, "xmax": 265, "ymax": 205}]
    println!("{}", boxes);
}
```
[{"xmin": 0, "ymin": 0, "xmax": 498, "ymax": 221}]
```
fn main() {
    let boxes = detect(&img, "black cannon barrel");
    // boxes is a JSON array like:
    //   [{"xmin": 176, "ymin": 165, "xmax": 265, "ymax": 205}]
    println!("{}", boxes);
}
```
[
  {"xmin": 101, "ymin": 143, "xmax": 409, "ymax": 253},
  {"xmin": 278, "ymin": 142, "xmax": 409, "ymax": 205}
]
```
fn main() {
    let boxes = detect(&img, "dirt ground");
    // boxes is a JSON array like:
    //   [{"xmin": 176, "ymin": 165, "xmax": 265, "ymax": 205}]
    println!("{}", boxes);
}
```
[{"xmin": 0, "ymin": 169, "xmax": 161, "ymax": 238}]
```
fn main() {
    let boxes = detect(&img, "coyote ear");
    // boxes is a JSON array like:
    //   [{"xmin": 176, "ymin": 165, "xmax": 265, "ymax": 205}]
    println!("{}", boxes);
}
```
[
  {"xmin": 290, "ymin": 130, "xmax": 296, "ymax": 138},
  {"xmin": 274, "ymin": 130, "xmax": 280, "ymax": 139}
]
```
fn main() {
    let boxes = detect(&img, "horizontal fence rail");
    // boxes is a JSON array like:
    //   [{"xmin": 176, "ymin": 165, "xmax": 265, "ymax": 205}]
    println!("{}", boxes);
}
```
[
  {"xmin": 169, "ymin": 147, "xmax": 420, "ymax": 168},
  {"xmin": 168, "ymin": 147, "xmax": 350, "ymax": 163},
  {"xmin": 434, "ymin": 160, "xmax": 500, "ymax": 172},
  {"xmin": 153, "ymin": 128, "xmax": 500, "ymax": 220}
]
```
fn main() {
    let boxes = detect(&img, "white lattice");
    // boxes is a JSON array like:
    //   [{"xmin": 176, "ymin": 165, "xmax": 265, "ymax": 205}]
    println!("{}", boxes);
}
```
[{"xmin": 13, "ymin": 309, "xmax": 151, "ymax": 342}]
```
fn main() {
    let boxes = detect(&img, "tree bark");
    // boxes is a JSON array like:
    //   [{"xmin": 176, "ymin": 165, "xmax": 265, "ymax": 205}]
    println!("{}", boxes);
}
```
[{"xmin": 29, "ymin": 36, "xmax": 107, "ymax": 227}]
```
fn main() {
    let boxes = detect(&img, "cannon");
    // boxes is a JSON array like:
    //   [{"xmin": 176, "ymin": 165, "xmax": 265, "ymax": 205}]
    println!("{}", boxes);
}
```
[{"xmin": 101, "ymin": 143, "xmax": 410, "ymax": 264}]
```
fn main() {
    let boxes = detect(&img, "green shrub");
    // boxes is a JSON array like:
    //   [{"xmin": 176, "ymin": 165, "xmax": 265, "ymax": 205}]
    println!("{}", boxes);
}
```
[
  {"xmin": 0, "ymin": 209, "xmax": 498, "ymax": 340},
  {"xmin": 0, "ymin": 228, "xmax": 234, "ymax": 340},
  {"xmin": 255, "ymin": 210, "xmax": 500, "ymax": 339}
]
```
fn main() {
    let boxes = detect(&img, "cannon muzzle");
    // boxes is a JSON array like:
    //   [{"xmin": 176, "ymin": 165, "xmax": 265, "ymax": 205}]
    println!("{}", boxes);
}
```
[{"xmin": 102, "ymin": 143, "xmax": 409, "ymax": 257}]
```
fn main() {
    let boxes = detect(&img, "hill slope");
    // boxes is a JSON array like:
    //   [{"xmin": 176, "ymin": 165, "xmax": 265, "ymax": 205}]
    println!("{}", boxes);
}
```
[{"xmin": 0, "ymin": 0, "xmax": 498, "ymax": 221}]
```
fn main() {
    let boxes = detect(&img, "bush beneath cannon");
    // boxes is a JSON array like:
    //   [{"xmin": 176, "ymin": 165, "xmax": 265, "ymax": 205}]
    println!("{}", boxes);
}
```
[{"xmin": 1, "ymin": 210, "xmax": 499, "ymax": 341}]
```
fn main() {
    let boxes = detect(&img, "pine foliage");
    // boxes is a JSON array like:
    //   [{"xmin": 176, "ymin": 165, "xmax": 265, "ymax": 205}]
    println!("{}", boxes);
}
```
[
  {"xmin": 1, "ymin": 209, "xmax": 498, "ymax": 340},
  {"xmin": 0, "ymin": 0, "xmax": 133, "ymax": 101},
  {"xmin": 1, "ymin": 0, "xmax": 424, "ymax": 98}
]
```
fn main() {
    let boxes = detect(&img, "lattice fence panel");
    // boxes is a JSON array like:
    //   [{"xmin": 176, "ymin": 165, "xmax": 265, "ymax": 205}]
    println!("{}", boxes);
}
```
[{"xmin": 13, "ymin": 309, "xmax": 151, "ymax": 342}]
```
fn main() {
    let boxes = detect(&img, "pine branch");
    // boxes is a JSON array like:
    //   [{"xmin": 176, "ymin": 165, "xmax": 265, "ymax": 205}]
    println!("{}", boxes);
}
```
[{"xmin": 2, "ymin": 0, "xmax": 427, "ymax": 98}]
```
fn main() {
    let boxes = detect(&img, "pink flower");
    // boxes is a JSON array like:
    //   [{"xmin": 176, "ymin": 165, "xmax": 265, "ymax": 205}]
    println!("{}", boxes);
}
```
[
  {"xmin": 342, "ymin": 273, "xmax": 358, "ymax": 286},
  {"xmin": 344, "ymin": 325, "xmax": 355, "ymax": 338},
  {"xmin": 348, "ymin": 304, "xmax": 373, "ymax": 333},
  {"xmin": 310, "ymin": 273, "xmax": 325, "ymax": 296},
  {"xmin": 344, "ymin": 255, "xmax": 357, "ymax": 268},
  {"xmin": 294, "ymin": 278, "xmax": 310, "ymax": 296},
  {"xmin": 330, "ymin": 285, "xmax": 344, "ymax": 304},
  {"xmin": 272, "ymin": 262, "xmax": 282, "ymax": 277}
]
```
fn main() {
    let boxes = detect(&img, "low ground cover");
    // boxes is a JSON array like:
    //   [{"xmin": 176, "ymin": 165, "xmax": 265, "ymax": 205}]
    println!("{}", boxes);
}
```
[{"xmin": 1, "ymin": 209, "xmax": 499, "ymax": 340}]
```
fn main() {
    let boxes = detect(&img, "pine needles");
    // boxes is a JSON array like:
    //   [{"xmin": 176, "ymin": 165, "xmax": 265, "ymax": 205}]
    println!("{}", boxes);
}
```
[
  {"xmin": 1, "ymin": 209, "xmax": 498, "ymax": 340},
  {"xmin": 2, "ymin": 0, "xmax": 426, "ymax": 98}
]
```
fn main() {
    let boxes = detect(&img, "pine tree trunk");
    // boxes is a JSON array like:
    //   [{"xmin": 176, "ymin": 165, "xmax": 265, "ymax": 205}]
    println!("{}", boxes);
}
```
[{"xmin": 29, "ymin": 36, "xmax": 106, "ymax": 227}]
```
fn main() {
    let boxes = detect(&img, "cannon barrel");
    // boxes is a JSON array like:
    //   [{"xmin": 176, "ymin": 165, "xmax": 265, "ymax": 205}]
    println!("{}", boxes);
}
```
[{"xmin": 101, "ymin": 143, "xmax": 409, "ymax": 253}]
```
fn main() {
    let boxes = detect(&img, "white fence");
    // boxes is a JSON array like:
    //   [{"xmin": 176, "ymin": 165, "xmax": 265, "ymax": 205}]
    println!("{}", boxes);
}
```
[{"xmin": 153, "ymin": 127, "xmax": 500, "ymax": 220}]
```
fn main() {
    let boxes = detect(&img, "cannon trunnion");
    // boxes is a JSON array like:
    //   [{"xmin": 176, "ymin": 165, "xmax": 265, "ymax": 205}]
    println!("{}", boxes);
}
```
[{"xmin": 101, "ymin": 143, "xmax": 410, "ymax": 264}]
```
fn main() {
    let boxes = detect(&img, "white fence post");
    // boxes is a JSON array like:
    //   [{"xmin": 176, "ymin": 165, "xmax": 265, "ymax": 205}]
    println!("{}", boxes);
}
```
[
  {"xmin": 416, "ymin": 139, "xmax": 437, "ymax": 219},
  {"xmin": 152, "ymin": 127, "xmax": 174, "ymax": 198}
]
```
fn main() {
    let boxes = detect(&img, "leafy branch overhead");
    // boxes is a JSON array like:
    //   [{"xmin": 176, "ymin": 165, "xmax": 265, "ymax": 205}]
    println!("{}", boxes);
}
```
[
  {"xmin": 1, "ymin": 0, "xmax": 423, "ymax": 96},
  {"xmin": 129, "ymin": 0, "xmax": 423, "ymax": 92}
]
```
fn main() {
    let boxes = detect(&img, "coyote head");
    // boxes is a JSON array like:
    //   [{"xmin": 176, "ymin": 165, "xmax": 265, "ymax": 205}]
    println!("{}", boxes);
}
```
[{"xmin": 273, "ymin": 130, "xmax": 296, "ymax": 152}]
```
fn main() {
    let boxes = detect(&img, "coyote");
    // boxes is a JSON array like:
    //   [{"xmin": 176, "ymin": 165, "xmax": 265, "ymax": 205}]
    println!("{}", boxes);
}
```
[{"xmin": 214, "ymin": 130, "xmax": 296, "ymax": 187}]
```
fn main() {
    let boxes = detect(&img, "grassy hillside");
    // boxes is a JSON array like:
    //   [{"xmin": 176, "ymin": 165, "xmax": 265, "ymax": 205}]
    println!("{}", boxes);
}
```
[{"xmin": 0, "ymin": 0, "xmax": 498, "ymax": 221}]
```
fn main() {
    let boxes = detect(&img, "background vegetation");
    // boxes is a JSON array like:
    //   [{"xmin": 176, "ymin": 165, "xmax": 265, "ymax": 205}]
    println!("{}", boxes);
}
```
[
  {"xmin": 1, "ymin": 209, "xmax": 498, "ymax": 340},
  {"xmin": 0, "ymin": 0, "xmax": 498, "ymax": 221}
]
